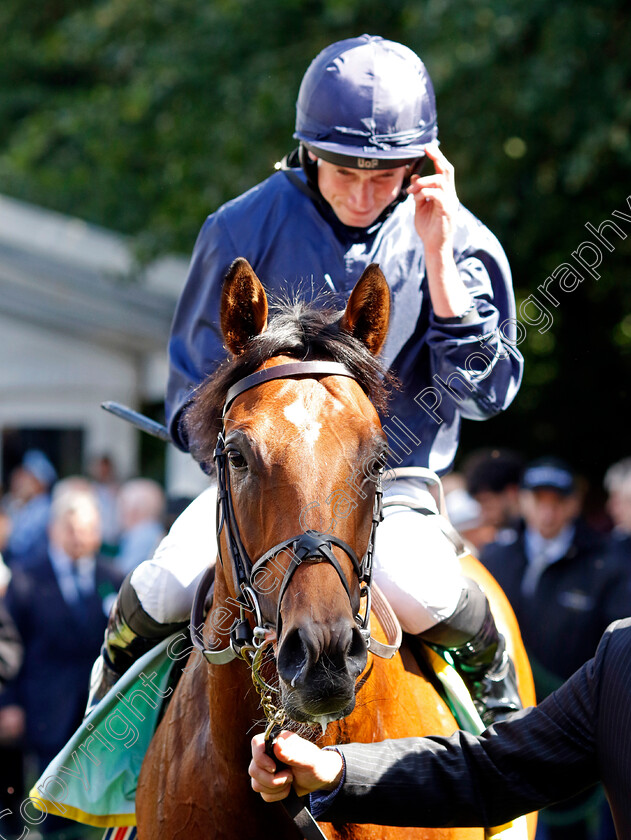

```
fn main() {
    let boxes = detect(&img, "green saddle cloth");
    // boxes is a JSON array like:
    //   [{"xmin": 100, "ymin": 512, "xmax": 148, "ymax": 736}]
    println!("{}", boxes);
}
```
[{"xmin": 30, "ymin": 633, "xmax": 183, "ymax": 828}]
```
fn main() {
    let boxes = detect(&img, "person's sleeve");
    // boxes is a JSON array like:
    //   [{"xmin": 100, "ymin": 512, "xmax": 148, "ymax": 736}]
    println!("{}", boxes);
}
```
[
  {"xmin": 423, "ymin": 212, "xmax": 524, "ymax": 421},
  {"xmin": 315, "ymin": 648, "xmax": 602, "ymax": 827},
  {"xmin": 166, "ymin": 212, "xmax": 239, "ymax": 450},
  {"xmin": 308, "ymin": 747, "xmax": 346, "ymax": 816}
]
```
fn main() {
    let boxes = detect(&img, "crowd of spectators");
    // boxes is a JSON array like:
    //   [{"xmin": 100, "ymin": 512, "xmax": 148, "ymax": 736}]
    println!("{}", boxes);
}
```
[
  {"xmin": 0, "ymin": 450, "xmax": 174, "ymax": 839},
  {"xmin": 446, "ymin": 450, "xmax": 631, "ymax": 840}
]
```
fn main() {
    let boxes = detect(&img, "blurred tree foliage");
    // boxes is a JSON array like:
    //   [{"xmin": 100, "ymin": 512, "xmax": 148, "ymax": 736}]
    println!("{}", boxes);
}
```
[{"xmin": 0, "ymin": 0, "xmax": 630, "ymax": 486}]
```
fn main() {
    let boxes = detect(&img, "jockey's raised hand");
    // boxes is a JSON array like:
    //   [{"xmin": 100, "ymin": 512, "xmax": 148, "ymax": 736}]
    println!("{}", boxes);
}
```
[
  {"xmin": 249, "ymin": 731, "xmax": 343, "ymax": 802},
  {"xmin": 408, "ymin": 142, "xmax": 459, "ymax": 250},
  {"xmin": 407, "ymin": 143, "xmax": 472, "ymax": 319}
]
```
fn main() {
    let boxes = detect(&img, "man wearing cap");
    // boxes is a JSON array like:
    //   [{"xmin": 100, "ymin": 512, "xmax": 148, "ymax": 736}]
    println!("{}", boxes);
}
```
[
  {"xmin": 480, "ymin": 457, "xmax": 629, "ymax": 839},
  {"xmin": 481, "ymin": 458, "xmax": 628, "ymax": 695},
  {"xmin": 87, "ymin": 36, "xmax": 524, "ymax": 724},
  {"xmin": 3, "ymin": 450, "xmax": 57, "ymax": 566}
]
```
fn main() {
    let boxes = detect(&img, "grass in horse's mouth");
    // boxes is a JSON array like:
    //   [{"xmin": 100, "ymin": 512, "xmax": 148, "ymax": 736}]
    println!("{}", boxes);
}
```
[
  {"xmin": 250, "ymin": 715, "xmax": 324, "ymax": 742},
  {"xmin": 249, "ymin": 641, "xmax": 351, "ymax": 739}
]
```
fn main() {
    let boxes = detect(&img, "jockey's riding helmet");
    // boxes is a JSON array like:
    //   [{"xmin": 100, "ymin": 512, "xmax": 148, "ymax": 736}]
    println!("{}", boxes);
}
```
[{"xmin": 294, "ymin": 34, "xmax": 438, "ymax": 174}]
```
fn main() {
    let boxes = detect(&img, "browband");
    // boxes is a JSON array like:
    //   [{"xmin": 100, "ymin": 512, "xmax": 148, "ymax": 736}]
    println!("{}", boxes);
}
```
[{"xmin": 223, "ymin": 361, "xmax": 355, "ymax": 416}]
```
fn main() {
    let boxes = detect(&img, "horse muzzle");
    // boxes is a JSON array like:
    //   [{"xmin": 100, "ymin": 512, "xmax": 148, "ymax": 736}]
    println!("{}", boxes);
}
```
[{"xmin": 276, "ymin": 618, "xmax": 368, "ymax": 724}]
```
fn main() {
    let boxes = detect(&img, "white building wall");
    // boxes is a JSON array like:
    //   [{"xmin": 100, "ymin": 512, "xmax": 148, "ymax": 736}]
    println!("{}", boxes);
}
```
[
  {"xmin": 0, "ymin": 313, "xmax": 140, "ymax": 479},
  {"xmin": 166, "ymin": 447, "xmax": 210, "ymax": 499}
]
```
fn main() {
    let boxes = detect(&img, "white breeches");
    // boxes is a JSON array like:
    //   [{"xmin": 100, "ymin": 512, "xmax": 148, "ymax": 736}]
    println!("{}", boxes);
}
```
[{"xmin": 130, "ymin": 478, "xmax": 466, "ymax": 636}]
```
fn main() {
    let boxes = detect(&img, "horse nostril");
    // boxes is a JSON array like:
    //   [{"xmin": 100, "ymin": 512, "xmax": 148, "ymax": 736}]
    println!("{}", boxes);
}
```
[
  {"xmin": 331, "ymin": 622, "xmax": 354, "ymax": 666},
  {"xmin": 277, "ymin": 628, "xmax": 309, "ymax": 687},
  {"xmin": 278, "ymin": 622, "xmax": 368, "ymax": 690},
  {"xmin": 346, "ymin": 626, "xmax": 368, "ymax": 677}
]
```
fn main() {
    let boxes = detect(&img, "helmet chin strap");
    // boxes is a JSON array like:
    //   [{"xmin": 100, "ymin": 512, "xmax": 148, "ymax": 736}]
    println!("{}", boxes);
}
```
[{"xmin": 298, "ymin": 142, "xmax": 320, "ymax": 192}]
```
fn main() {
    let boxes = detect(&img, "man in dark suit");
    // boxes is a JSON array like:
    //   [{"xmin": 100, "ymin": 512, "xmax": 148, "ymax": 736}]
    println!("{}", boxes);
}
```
[
  {"xmin": 250, "ymin": 618, "xmax": 631, "ymax": 839},
  {"xmin": 0, "ymin": 488, "xmax": 122, "ymax": 837},
  {"xmin": 479, "ymin": 458, "xmax": 628, "ymax": 838},
  {"xmin": 480, "ymin": 458, "xmax": 629, "ymax": 697}
]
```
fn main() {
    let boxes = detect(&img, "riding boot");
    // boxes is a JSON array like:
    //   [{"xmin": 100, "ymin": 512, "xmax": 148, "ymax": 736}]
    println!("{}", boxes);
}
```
[
  {"xmin": 419, "ymin": 578, "xmax": 522, "ymax": 727},
  {"xmin": 86, "ymin": 572, "xmax": 187, "ymax": 716}
]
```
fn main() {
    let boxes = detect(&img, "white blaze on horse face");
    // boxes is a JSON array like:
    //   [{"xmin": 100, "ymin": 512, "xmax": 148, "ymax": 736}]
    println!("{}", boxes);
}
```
[{"xmin": 283, "ymin": 396, "xmax": 323, "ymax": 448}]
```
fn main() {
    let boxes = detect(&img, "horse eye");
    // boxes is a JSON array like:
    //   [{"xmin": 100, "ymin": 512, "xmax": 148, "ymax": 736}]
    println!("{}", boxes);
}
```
[{"xmin": 226, "ymin": 449, "xmax": 247, "ymax": 470}]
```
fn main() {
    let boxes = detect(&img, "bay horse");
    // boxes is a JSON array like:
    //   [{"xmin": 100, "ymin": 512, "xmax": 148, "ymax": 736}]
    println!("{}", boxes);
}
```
[{"xmin": 136, "ymin": 259, "xmax": 536, "ymax": 840}]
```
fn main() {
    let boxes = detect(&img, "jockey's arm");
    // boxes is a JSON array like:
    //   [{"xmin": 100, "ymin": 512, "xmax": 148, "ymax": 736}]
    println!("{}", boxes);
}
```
[{"xmin": 408, "ymin": 143, "xmax": 472, "ymax": 319}]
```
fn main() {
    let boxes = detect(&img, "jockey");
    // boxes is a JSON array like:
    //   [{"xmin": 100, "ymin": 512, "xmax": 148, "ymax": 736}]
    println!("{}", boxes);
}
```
[{"xmin": 89, "ymin": 35, "xmax": 524, "ymax": 726}]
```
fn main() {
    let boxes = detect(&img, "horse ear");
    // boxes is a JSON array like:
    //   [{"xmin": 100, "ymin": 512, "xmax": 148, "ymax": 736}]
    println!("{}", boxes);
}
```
[
  {"xmin": 220, "ymin": 258, "xmax": 269, "ymax": 356},
  {"xmin": 340, "ymin": 264, "xmax": 390, "ymax": 356}
]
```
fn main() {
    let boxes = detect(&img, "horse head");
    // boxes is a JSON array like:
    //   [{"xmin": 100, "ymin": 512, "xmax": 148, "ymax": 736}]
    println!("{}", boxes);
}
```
[{"xmin": 185, "ymin": 258, "xmax": 390, "ymax": 730}]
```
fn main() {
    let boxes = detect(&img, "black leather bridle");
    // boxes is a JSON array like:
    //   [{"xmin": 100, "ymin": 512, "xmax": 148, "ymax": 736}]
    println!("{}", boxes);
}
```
[
  {"xmin": 191, "ymin": 360, "xmax": 383, "ymax": 666},
  {"xmin": 188, "ymin": 360, "xmax": 385, "ymax": 840}
]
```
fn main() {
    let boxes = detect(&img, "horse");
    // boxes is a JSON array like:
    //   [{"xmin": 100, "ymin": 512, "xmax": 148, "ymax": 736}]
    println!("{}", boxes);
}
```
[{"xmin": 136, "ymin": 258, "xmax": 536, "ymax": 840}]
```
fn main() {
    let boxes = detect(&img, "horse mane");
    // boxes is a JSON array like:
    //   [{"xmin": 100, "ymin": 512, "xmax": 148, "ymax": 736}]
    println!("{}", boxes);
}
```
[{"xmin": 183, "ymin": 295, "xmax": 395, "ymax": 468}]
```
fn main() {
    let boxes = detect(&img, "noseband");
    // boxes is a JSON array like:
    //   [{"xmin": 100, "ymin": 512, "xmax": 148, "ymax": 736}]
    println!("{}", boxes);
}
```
[{"xmin": 191, "ymin": 361, "xmax": 383, "ymax": 666}]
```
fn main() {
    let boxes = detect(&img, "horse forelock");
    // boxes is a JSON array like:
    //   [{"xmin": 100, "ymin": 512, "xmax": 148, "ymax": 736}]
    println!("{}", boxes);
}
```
[{"xmin": 183, "ymin": 295, "xmax": 394, "ymax": 469}]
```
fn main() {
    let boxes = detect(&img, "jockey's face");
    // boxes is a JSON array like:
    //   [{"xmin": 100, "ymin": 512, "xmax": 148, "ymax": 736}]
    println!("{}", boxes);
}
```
[{"xmin": 315, "ymin": 157, "xmax": 406, "ymax": 227}]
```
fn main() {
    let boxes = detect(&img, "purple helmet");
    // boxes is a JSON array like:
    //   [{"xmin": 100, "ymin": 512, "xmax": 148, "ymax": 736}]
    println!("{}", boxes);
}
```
[{"xmin": 294, "ymin": 35, "xmax": 438, "ymax": 170}]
